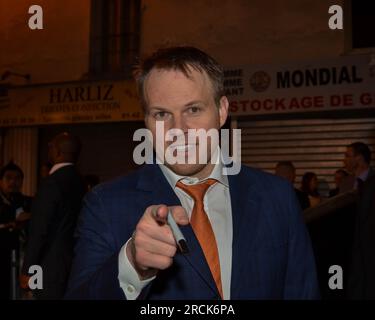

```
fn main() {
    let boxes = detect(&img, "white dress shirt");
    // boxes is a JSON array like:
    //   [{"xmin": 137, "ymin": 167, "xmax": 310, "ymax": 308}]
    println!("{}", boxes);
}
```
[
  {"xmin": 118, "ymin": 155, "xmax": 233, "ymax": 300},
  {"xmin": 49, "ymin": 162, "xmax": 74, "ymax": 175},
  {"xmin": 354, "ymin": 168, "xmax": 370, "ymax": 189}
]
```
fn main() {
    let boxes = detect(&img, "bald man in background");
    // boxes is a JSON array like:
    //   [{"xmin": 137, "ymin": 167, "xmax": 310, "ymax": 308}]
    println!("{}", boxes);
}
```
[
  {"xmin": 21, "ymin": 132, "xmax": 85, "ymax": 299},
  {"xmin": 275, "ymin": 161, "xmax": 310, "ymax": 211}
]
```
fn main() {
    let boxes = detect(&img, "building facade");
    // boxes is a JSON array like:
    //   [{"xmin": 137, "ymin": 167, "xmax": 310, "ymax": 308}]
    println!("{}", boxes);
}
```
[{"xmin": 1, "ymin": 0, "xmax": 374, "ymax": 196}]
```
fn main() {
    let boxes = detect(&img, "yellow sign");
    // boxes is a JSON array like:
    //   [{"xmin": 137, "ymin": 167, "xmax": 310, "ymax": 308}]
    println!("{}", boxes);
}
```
[{"xmin": 0, "ymin": 80, "xmax": 143, "ymax": 127}]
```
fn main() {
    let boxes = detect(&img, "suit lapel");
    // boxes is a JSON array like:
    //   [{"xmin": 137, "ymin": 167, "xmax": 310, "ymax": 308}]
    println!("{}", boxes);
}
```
[
  {"xmin": 228, "ymin": 169, "xmax": 263, "ymax": 299},
  {"xmin": 136, "ymin": 164, "xmax": 220, "ymax": 297},
  {"xmin": 178, "ymin": 224, "xmax": 220, "ymax": 296}
]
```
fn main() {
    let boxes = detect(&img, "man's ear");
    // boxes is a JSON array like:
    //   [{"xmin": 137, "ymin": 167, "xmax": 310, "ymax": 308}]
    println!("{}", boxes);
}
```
[{"xmin": 218, "ymin": 96, "xmax": 229, "ymax": 128}]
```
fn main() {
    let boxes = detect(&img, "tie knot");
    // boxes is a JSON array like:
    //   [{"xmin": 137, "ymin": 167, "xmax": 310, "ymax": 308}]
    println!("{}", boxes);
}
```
[{"xmin": 176, "ymin": 178, "xmax": 217, "ymax": 202}]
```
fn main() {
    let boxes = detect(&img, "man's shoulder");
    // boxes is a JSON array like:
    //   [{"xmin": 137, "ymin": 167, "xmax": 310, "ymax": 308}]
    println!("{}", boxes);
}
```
[
  {"xmin": 237, "ymin": 164, "xmax": 292, "ymax": 191},
  {"xmin": 237, "ymin": 166, "xmax": 302, "ymax": 236},
  {"xmin": 47, "ymin": 165, "xmax": 83, "ymax": 188},
  {"xmin": 48, "ymin": 165, "xmax": 80, "ymax": 183},
  {"xmin": 90, "ymin": 165, "xmax": 157, "ymax": 197}
]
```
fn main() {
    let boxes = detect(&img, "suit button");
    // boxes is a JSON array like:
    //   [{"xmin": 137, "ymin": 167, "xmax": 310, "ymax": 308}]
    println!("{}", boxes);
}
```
[{"xmin": 127, "ymin": 285, "xmax": 135, "ymax": 293}]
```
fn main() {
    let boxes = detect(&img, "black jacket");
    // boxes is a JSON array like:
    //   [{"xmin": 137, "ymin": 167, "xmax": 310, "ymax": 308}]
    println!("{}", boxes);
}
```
[
  {"xmin": 22, "ymin": 165, "xmax": 85, "ymax": 299},
  {"xmin": 0, "ymin": 192, "xmax": 19, "ymax": 251},
  {"xmin": 348, "ymin": 174, "xmax": 375, "ymax": 299}
]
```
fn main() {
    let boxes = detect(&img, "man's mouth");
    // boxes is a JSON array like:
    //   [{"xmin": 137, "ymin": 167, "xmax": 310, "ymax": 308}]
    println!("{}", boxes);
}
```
[{"xmin": 174, "ymin": 144, "xmax": 197, "ymax": 152}]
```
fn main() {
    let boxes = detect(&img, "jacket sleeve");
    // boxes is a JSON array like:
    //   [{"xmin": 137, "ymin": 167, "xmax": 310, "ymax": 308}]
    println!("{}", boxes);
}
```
[
  {"xmin": 347, "ymin": 177, "xmax": 375, "ymax": 299},
  {"xmin": 283, "ymin": 184, "xmax": 320, "ymax": 299},
  {"xmin": 65, "ymin": 188, "xmax": 125, "ymax": 299}
]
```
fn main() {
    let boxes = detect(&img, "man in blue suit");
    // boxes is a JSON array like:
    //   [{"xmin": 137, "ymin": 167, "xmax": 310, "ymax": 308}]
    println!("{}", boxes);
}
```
[{"xmin": 66, "ymin": 46, "xmax": 319, "ymax": 300}]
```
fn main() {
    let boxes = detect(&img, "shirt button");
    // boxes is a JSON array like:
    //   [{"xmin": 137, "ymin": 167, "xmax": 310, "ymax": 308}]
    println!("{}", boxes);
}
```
[{"xmin": 127, "ymin": 285, "xmax": 135, "ymax": 293}]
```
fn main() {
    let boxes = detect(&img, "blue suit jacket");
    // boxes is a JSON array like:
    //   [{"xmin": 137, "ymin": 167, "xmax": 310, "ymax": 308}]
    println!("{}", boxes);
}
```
[{"xmin": 66, "ymin": 164, "xmax": 319, "ymax": 299}]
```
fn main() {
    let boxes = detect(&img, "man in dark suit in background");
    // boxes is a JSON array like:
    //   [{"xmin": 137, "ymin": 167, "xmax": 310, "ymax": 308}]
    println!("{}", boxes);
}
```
[
  {"xmin": 0, "ymin": 162, "xmax": 31, "ymax": 300},
  {"xmin": 20, "ymin": 132, "xmax": 85, "ymax": 299},
  {"xmin": 340, "ymin": 142, "xmax": 374, "ymax": 193},
  {"xmin": 66, "ymin": 47, "xmax": 319, "ymax": 300},
  {"xmin": 309, "ymin": 142, "xmax": 373, "ymax": 299},
  {"xmin": 348, "ymin": 174, "xmax": 375, "ymax": 299}
]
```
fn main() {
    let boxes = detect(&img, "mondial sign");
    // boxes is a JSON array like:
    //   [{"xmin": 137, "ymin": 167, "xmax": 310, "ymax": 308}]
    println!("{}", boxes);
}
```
[{"xmin": 224, "ymin": 54, "xmax": 375, "ymax": 115}]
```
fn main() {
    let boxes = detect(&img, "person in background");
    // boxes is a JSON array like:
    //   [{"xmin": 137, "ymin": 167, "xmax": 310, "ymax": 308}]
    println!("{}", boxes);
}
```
[
  {"xmin": 275, "ymin": 161, "xmax": 310, "ymax": 211},
  {"xmin": 0, "ymin": 162, "xmax": 31, "ymax": 299},
  {"xmin": 340, "ymin": 142, "xmax": 374, "ymax": 193},
  {"xmin": 348, "ymin": 173, "xmax": 375, "ymax": 299},
  {"xmin": 20, "ymin": 132, "xmax": 85, "ymax": 299},
  {"xmin": 301, "ymin": 172, "xmax": 321, "ymax": 208},
  {"xmin": 329, "ymin": 169, "xmax": 349, "ymax": 197},
  {"xmin": 343, "ymin": 143, "xmax": 375, "ymax": 299}
]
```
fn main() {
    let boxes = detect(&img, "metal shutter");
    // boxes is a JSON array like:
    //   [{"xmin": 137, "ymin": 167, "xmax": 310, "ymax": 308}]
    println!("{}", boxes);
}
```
[{"xmin": 238, "ymin": 118, "xmax": 375, "ymax": 196}]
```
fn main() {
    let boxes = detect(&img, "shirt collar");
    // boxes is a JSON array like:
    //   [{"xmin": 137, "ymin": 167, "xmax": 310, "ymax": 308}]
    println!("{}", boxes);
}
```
[
  {"xmin": 158, "ymin": 148, "xmax": 229, "ymax": 189},
  {"xmin": 49, "ymin": 162, "xmax": 74, "ymax": 175},
  {"xmin": 357, "ymin": 168, "xmax": 370, "ymax": 182},
  {"xmin": 0, "ymin": 190, "xmax": 11, "ymax": 205}
]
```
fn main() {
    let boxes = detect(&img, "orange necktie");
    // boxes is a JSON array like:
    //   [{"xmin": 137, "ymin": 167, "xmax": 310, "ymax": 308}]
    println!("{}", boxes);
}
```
[{"xmin": 176, "ymin": 179, "xmax": 223, "ymax": 299}]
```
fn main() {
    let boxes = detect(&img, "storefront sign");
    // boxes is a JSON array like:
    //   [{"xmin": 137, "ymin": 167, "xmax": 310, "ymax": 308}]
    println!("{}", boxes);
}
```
[
  {"xmin": 225, "ymin": 54, "xmax": 375, "ymax": 116},
  {"xmin": 0, "ymin": 85, "xmax": 10, "ymax": 113},
  {"xmin": 2, "ymin": 54, "xmax": 375, "ymax": 127},
  {"xmin": 0, "ymin": 80, "xmax": 143, "ymax": 127}
]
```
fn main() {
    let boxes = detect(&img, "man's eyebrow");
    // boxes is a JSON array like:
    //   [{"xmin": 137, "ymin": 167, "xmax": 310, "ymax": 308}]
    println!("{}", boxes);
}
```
[
  {"xmin": 148, "ymin": 106, "xmax": 169, "ymax": 112},
  {"xmin": 149, "ymin": 101, "xmax": 204, "ymax": 110},
  {"xmin": 184, "ymin": 100, "xmax": 204, "ymax": 107}
]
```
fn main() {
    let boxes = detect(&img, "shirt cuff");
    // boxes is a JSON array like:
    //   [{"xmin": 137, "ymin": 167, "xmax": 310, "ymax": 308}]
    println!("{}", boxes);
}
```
[{"xmin": 118, "ymin": 239, "xmax": 156, "ymax": 300}]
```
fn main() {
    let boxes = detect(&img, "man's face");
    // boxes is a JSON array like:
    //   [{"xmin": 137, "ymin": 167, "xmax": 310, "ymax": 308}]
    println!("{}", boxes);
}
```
[
  {"xmin": 344, "ymin": 147, "xmax": 358, "ymax": 173},
  {"xmin": 0, "ymin": 170, "xmax": 23, "ymax": 195},
  {"xmin": 309, "ymin": 175, "xmax": 318, "ymax": 191},
  {"xmin": 144, "ymin": 67, "xmax": 228, "ymax": 178}
]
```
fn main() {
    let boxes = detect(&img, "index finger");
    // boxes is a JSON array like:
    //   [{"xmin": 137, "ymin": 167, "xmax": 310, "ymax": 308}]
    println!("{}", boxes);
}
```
[{"xmin": 149, "ymin": 204, "xmax": 169, "ymax": 224}]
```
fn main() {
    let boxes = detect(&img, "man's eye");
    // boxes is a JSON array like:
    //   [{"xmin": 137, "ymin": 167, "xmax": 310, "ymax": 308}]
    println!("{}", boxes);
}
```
[
  {"xmin": 154, "ymin": 111, "xmax": 168, "ymax": 119},
  {"xmin": 188, "ymin": 106, "xmax": 201, "ymax": 114}
]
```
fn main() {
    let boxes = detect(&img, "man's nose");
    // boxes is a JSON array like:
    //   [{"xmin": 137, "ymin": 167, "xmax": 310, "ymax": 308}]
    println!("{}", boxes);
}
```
[{"xmin": 171, "ymin": 115, "xmax": 188, "ymax": 133}]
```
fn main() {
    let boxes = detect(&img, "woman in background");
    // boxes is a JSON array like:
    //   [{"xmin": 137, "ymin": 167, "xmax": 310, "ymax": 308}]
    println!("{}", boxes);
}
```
[{"xmin": 301, "ymin": 172, "xmax": 321, "ymax": 208}]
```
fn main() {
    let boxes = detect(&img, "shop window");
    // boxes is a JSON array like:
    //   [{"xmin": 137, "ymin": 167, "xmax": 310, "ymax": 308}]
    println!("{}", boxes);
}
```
[
  {"xmin": 351, "ymin": 1, "xmax": 375, "ymax": 49},
  {"xmin": 89, "ymin": 0, "xmax": 140, "ymax": 77}
]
